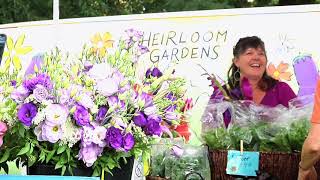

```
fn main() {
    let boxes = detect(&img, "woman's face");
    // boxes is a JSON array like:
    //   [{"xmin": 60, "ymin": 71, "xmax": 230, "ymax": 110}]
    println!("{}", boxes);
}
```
[{"xmin": 234, "ymin": 47, "xmax": 267, "ymax": 80}]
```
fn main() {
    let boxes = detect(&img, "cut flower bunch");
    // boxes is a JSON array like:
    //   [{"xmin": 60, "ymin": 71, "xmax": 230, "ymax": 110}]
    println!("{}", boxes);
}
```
[{"xmin": 0, "ymin": 29, "xmax": 191, "ymax": 176}]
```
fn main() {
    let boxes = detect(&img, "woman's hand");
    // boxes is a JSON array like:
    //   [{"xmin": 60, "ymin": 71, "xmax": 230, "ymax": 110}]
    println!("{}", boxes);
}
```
[{"xmin": 298, "ymin": 166, "xmax": 317, "ymax": 180}]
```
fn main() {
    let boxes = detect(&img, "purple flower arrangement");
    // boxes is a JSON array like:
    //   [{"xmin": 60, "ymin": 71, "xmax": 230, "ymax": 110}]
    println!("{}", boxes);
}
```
[{"xmin": 0, "ymin": 29, "xmax": 192, "ymax": 176}]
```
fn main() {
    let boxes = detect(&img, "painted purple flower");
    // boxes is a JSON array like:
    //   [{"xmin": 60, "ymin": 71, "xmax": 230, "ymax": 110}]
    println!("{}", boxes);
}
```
[
  {"xmin": 144, "ymin": 119, "xmax": 162, "ymax": 136},
  {"xmin": 25, "ymin": 54, "xmax": 44, "ymax": 77},
  {"xmin": 138, "ymin": 45, "xmax": 149, "ymax": 55},
  {"xmin": 83, "ymin": 61, "xmax": 93, "ymax": 72},
  {"xmin": 123, "ymin": 133, "xmax": 135, "ymax": 151},
  {"xmin": 78, "ymin": 143, "xmax": 103, "ymax": 167},
  {"xmin": 41, "ymin": 123, "xmax": 62, "ymax": 143},
  {"xmin": 133, "ymin": 112, "xmax": 147, "ymax": 127},
  {"xmin": 74, "ymin": 105, "xmax": 90, "ymax": 126},
  {"xmin": 17, "ymin": 103, "xmax": 38, "ymax": 126},
  {"xmin": 96, "ymin": 106, "xmax": 108, "ymax": 123},
  {"xmin": 11, "ymin": 86, "xmax": 29, "ymax": 103},
  {"xmin": 105, "ymin": 126, "xmax": 123, "ymax": 150},
  {"xmin": 33, "ymin": 85, "xmax": 48, "ymax": 102},
  {"xmin": 147, "ymin": 114, "xmax": 162, "ymax": 123}
]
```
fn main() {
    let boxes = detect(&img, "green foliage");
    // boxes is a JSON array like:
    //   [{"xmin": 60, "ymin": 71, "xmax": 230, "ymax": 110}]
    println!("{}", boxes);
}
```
[
  {"xmin": 203, "ymin": 118, "xmax": 310, "ymax": 152},
  {"xmin": 1, "ymin": 0, "xmax": 319, "ymax": 24}
]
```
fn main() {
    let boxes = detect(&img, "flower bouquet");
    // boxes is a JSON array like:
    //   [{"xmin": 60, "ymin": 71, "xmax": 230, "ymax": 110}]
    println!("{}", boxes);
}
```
[{"xmin": 0, "ymin": 29, "xmax": 191, "ymax": 177}]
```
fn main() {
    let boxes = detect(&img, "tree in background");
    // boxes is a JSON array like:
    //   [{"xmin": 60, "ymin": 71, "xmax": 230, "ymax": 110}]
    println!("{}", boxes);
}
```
[{"xmin": 0, "ymin": 0, "xmax": 319, "ymax": 24}]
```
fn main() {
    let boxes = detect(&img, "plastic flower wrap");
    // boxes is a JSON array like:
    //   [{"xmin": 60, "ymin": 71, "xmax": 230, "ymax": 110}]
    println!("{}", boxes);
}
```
[{"xmin": 0, "ymin": 29, "xmax": 192, "ymax": 176}]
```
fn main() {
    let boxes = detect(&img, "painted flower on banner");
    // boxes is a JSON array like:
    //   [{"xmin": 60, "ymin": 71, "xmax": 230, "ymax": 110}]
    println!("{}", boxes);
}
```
[
  {"xmin": 0, "ymin": 29, "xmax": 192, "ymax": 176},
  {"xmin": 2, "ymin": 34, "xmax": 33, "ymax": 71},
  {"xmin": 267, "ymin": 62, "xmax": 292, "ymax": 81},
  {"xmin": 90, "ymin": 32, "xmax": 114, "ymax": 58}
]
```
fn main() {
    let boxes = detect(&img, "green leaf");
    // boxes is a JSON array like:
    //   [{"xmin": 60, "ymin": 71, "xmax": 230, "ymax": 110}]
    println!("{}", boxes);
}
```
[
  {"xmin": 39, "ymin": 150, "xmax": 46, "ymax": 163},
  {"xmin": 55, "ymin": 162, "xmax": 63, "ymax": 170},
  {"xmin": 2, "ymin": 163, "xmax": 9, "ymax": 174},
  {"xmin": 92, "ymin": 167, "xmax": 101, "ymax": 177},
  {"xmin": 18, "ymin": 124, "xmax": 25, "ymax": 137},
  {"xmin": 66, "ymin": 148, "xmax": 71, "ymax": 161},
  {"xmin": 0, "ymin": 149, "xmax": 10, "ymax": 163},
  {"xmin": 17, "ymin": 142, "xmax": 30, "ymax": 156},
  {"xmin": 28, "ymin": 154, "xmax": 37, "ymax": 167},
  {"xmin": 67, "ymin": 165, "xmax": 73, "ymax": 176},
  {"xmin": 46, "ymin": 150, "xmax": 56, "ymax": 163},
  {"xmin": 61, "ymin": 165, "xmax": 66, "ymax": 176},
  {"xmin": 57, "ymin": 145, "xmax": 67, "ymax": 155}
]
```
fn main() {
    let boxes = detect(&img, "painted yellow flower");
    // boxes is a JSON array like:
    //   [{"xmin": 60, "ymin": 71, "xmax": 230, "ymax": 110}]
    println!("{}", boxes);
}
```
[
  {"xmin": 267, "ymin": 62, "xmax": 292, "ymax": 81},
  {"xmin": 2, "ymin": 34, "xmax": 32, "ymax": 71},
  {"xmin": 90, "ymin": 32, "xmax": 114, "ymax": 58}
]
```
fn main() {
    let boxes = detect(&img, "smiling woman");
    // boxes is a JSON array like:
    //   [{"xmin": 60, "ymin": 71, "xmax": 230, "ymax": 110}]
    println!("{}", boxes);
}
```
[{"xmin": 208, "ymin": 36, "xmax": 297, "ymax": 127}]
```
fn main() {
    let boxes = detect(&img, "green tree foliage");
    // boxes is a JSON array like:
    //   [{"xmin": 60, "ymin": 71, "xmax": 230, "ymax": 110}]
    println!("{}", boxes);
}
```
[{"xmin": 0, "ymin": 0, "xmax": 319, "ymax": 24}]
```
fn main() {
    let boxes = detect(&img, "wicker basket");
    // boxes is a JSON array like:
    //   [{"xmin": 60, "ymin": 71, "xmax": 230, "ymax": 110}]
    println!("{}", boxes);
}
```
[{"xmin": 210, "ymin": 150, "xmax": 320, "ymax": 180}]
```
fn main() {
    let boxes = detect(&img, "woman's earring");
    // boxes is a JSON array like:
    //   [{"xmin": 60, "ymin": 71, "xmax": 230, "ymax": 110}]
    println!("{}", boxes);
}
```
[{"xmin": 234, "ymin": 68, "xmax": 240, "ymax": 82}]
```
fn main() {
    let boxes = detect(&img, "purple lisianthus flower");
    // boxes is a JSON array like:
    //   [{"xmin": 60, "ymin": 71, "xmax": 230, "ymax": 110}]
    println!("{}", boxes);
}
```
[
  {"xmin": 92, "ymin": 126, "xmax": 107, "ymax": 147},
  {"xmin": 151, "ymin": 68, "xmax": 163, "ymax": 78},
  {"xmin": 33, "ymin": 85, "xmax": 48, "ymax": 102},
  {"xmin": 105, "ymin": 126, "xmax": 123, "ymax": 150},
  {"xmin": 164, "ymin": 105, "xmax": 178, "ymax": 121},
  {"xmin": 11, "ymin": 86, "xmax": 30, "ymax": 103},
  {"xmin": 139, "ymin": 92, "xmax": 153, "ymax": 107},
  {"xmin": 59, "ymin": 89, "xmax": 71, "ymax": 105},
  {"xmin": 78, "ymin": 93, "xmax": 94, "ymax": 109},
  {"xmin": 133, "ymin": 112, "xmax": 147, "ymax": 127},
  {"xmin": 23, "ymin": 73, "xmax": 53, "ymax": 91},
  {"xmin": 17, "ymin": 103, "xmax": 38, "ymax": 126},
  {"xmin": 165, "ymin": 92, "xmax": 176, "ymax": 101},
  {"xmin": 41, "ymin": 123, "xmax": 62, "ymax": 143},
  {"xmin": 10, "ymin": 80, "xmax": 17, "ymax": 87},
  {"xmin": 123, "ymin": 133, "xmax": 135, "ymax": 151},
  {"xmin": 96, "ymin": 105, "xmax": 108, "ymax": 123},
  {"xmin": 108, "ymin": 96, "xmax": 125, "ymax": 111},
  {"xmin": 74, "ymin": 105, "xmax": 90, "ymax": 126},
  {"xmin": 25, "ymin": 54, "xmax": 44, "ymax": 77},
  {"xmin": 78, "ymin": 143, "xmax": 103, "ymax": 167},
  {"xmin": 144, "ymin": 119, "xmax": 162, "ymax": 136},
  {"xmin": 147, "ymin": 114, "xmax": 162, "ymax": 123}
]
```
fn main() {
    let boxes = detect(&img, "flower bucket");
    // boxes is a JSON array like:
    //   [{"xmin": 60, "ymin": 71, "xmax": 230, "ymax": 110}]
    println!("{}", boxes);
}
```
[
  {"xmin": 27, "ymin": 156, "xmax": 134, "ymax": 180},
  {"xmin": 209, "ymin": 150, "xmax": 320, "ymax": 180}
]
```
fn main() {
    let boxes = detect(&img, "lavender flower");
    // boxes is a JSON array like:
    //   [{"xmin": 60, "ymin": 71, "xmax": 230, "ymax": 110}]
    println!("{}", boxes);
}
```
[
  {"xmin": 165, "ymin": 105, "xmax": 178, "ymax": 121},
  {"xmin": 133, "ymin": 112, "xmax": 147, "ymax": 127},
  {"xmin": 108, "ymin": 96, "xmax": 125, "ymax": 111},
  {"xmin": 45, "ymin": 104, "xmax": 68, "ymax": 126},
  {"xmin": 123, "ymin": 133, "xmax": 135, "ymax": 151},
  {"xmin": 96, "ymin": 78, "xmax": 119, "ymax": 96},
  {"xmin": 78, "ymin": 143, "xmax": 103, "ymax": 167},
  {"xmin": 33, "ymin": 85, "xmax": 49, "ymax": 102},
  {"xmin": 74, "ymin": 105, "xmax": 90, "ymax": 126},
  {"xmin": 92, "ymin": 126, "xmax": 107, "ymax": 147},
  {"xmin": 105, "ymin": 126, "xmax": 123, "ymax": 150},
  {"xmin": 87, "ymin": 63, "xmax": 115, "ymax": 81},
  {"xmin": 41, "ymin": 123, "xmax": 62, "ymax": 143},
  {"xmin": 59, "ymin": 89, "xmax": 71, "ymax": 105},
  {"xmin": 78, "ymin": 93, "xmax": 94, "ymax": 109},
  {"xmin": 147, "ymin": 114, "xmax": 162, "ymax": 123},
  {"xmin": 144, "ymin": 119, "xmax": 162, "ymax": 136},
  {"xmin": 11, "ymin": 86, "xmax": 29, "ymax": 103},
  {"xmin": 144, "ymin": 105, "xmax": 157, "ymax": 116},
  {"xmin": 17, "ymin": 103, "xmax": 38, "ymax": 126}
]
